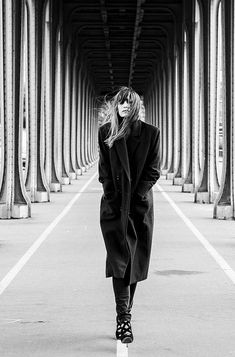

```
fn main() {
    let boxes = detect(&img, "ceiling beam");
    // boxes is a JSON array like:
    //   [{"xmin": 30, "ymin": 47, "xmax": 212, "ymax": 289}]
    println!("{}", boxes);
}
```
[
  {"xmin": 128, "ymin": 0, "xmax": 145, "ymax": 87},
  {"xmin": 100, "ymin": 0, "xmax": 114, "ymax": 89}
]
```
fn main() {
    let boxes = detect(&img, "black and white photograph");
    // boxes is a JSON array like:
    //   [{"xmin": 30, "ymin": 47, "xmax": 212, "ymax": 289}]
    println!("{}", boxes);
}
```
[{"xmin": 0, "ymin": 0, "xmax": 235, "ymax": 356}]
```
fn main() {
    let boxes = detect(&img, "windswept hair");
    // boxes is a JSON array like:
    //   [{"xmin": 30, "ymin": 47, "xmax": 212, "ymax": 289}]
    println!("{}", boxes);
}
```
[{"xmin": 100, "ymin": 87, "xmax": 141, "ymax": 148}]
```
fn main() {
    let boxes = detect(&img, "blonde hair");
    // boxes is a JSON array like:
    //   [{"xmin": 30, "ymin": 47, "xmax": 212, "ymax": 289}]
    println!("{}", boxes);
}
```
[{"xmin": 100, "ymin": 87, "xmax": 141, "ymax": 148}]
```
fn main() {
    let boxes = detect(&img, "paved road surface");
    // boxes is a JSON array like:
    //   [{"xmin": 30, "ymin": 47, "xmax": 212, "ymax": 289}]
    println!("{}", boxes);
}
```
[{"xmin": 0, "ymin": 165, "xmax": 235, "ymax": 356}]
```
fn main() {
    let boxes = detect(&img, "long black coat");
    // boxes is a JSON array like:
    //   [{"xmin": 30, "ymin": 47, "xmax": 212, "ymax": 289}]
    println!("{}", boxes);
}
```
[{"xmin": 98, "ymin": 120, "xmax": 160, "ymax": 284}]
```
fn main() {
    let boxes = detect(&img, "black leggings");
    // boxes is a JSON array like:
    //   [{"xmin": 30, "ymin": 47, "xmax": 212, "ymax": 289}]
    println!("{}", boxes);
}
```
[{"xmin": 112, "ymin": 277, "xmax": 137, "ymax": 321}]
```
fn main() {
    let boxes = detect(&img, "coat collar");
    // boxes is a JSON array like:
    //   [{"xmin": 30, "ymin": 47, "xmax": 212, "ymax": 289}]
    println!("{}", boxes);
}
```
[
  {"xmin": 113, "ymin": 120, "xmax": 142, "ymax": 181},
  {"xmin": 130, "ymin": 119, "xmax": 142, "ymax": 137},
  {"xmin": 114, "ymin": 137, "xmax": 130, "ymax": 181}
]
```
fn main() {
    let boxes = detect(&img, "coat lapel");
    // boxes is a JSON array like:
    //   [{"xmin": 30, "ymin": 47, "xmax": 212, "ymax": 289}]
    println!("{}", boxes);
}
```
[
  {"xmin": 114, "ymin": 120, "xmax": 142, "ymax": 181},
  {"xmin": 127, "ymin": 120, "xmax": 142, "ymax": 161},
  {"xmin": 114, "ymin": 137, "xmax": 131, "ymax": 181}
]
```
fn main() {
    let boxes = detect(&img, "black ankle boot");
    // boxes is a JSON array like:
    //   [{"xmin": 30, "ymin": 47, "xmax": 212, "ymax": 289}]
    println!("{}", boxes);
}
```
[
  {"xmin": 116, "ymin": 318, "xmax": 133, "ymax": 344},
  {"xmin": 116, "ymin": 316, "xmax": 122, "ymax": 340}
]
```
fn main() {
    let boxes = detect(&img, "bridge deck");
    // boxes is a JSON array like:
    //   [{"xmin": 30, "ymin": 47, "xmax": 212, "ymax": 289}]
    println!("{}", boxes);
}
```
[{"xmin": 0, "ymin": 166, "xmax": 235, "ymax": 357}]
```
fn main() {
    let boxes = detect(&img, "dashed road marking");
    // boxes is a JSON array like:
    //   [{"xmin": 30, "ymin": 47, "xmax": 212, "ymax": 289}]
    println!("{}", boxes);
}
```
[
  {"xmin": 157, "ymin": 183, "xmax": 235, "ymax": 285},
  {"xmin": 0, "ymin": 171, "xmax": 98, "ymax": 296},
  {"xmin": 117, "ymin": 340, "xmax": 128, "ymax": 357}
]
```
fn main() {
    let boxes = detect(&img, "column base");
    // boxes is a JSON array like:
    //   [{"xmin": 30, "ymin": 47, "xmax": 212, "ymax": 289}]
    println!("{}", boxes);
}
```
[
  {"xmin": 166, "ymin": 172, "xmax": 175, "ymax": 180},
  {"xmin": 0, "ymin": 204, "xmax": 31, "ymax": 219},
  {"xmin": 194, "ymin": 191, "xmax": 210, "ymax": 204},
  {"xmin": 81, "ymin": 166, "xmax": 86, "ymax": 173},
  {"xmin": 69, "ymin": 172, "xmax": 76, "ymax": 180},
  {"xmin": 182, "ymin": 183, "xmax": 194, "ymax": 193},
  {"xmin": 161, "ymin": 169, "xmax": 168, "ymax": 176},
  {"xmin": 61, "ymin": 177, "xmax": 70, "ymax": 185},
  {"xmin": 173, "ymin": 177, "xmax": 183, "ymax": 186},
  {"xmin": 76, "ymin": 169, "xmax": 82, "ymax": 176},
  {"xmin": 12, "ymin": 204, "xmax": 31, "ymax": 218},
  {"xmin": 213, "ymin": 204, "xmax": 234, "ymax": 220},
  {"xmin": 50, "ymin": 182, "xmax": 62, "ymax": 192},
  {"xmin": 35, "ymin": 191, "xmax": 50, "ymax": 202}
]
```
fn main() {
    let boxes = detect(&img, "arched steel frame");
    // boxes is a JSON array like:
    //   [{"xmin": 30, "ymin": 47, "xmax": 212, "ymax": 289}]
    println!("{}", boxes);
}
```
[
  {"xmin": 0, "ymin": 0, "xmax": 235, "ymax": 219},
  {"xmin": 0, "ymin": 0, "xmax": 98, "ymax": 218}
]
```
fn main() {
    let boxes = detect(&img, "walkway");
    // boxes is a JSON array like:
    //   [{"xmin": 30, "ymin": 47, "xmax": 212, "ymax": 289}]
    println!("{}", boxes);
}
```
[{"xmin": 0, "ymin": 166, "xmax": 235, "ymax": 357}]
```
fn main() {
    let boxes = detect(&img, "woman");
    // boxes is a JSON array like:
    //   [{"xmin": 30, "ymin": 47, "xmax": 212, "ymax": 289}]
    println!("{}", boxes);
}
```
[{"xmin": 98, "ymin": 87, "xmax": 160, "ymax": 344}]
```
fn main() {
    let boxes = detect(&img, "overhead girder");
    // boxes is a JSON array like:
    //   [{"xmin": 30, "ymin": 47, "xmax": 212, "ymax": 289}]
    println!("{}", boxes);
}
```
[{"xmin": 62, "ymin": 0, "xmax": 181, "ymax": 95}]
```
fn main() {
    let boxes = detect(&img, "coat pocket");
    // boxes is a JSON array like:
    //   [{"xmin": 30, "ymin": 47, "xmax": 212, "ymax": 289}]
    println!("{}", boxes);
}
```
[
  {"xmin": 102, "ymin": 179, "xmax": 115, "ymax": 198},
  {"xmin": 135, "ymin": 180, "xmax": 153, "ymax": 199}
]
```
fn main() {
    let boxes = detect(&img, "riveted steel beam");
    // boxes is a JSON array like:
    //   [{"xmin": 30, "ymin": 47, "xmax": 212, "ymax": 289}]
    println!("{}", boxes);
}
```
[
  {"xmin": 213, "ymin": 0, "xmax": 235, "ymax": 219},
  {"xmin": 129, "ymin": 0, "xmax": 144, "ymax": 87},
  {"xmin": 0, "ymin": 0, "xmax": 31, "ymax": 218},
  {"xmin": 24, "ymin": 0, "xmax": 51, "ymax": 203},
  {"xmin": 62, "ymin": 40, "xmax": 73, "ymax": 183},
  {"xmin": 100, "ymin": 0, "xmax": 114, "ymax": 89}
]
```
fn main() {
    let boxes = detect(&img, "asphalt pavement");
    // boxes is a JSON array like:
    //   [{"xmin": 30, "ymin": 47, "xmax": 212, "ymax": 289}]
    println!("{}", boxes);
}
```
[{"xmin": 0, "ymin": 165, "xmax": 235, "ymax": 357}]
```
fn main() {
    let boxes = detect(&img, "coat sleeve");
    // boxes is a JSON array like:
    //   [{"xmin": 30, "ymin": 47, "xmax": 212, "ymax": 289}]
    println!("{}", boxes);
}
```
[
  {"xmin": 135, "ymin": 127, "xmax": 161, "ymax": 197},
  {"xmin": 98, "ymin": 126, "xmax": 115, "ymax": 195}
]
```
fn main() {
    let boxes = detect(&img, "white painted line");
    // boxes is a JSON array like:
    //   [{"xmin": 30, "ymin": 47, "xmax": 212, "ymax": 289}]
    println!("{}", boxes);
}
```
[
  {"xmin": 117, "ymin": 340, "xmax": 128, "ymax": 357},
  {"xmin": 0, "ymin": 171, "xmax": 98, "ymax": 296},
  {"xmin": 5, "ymin": 319, "xmax": 22, "ymax": 324},
  {"xmin": 156, "ymin": 183, "xmax": 235, "ymax": 285}
]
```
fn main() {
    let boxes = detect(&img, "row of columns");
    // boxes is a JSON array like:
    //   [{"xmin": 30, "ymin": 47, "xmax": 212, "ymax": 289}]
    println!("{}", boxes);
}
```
[
  {"xmin": 0, "ymin": 0, "xmax": 98, "ymax": 219},
  {"xmin": 144, "ymin": 0, "xmax": 235, "ymax": 220}
]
